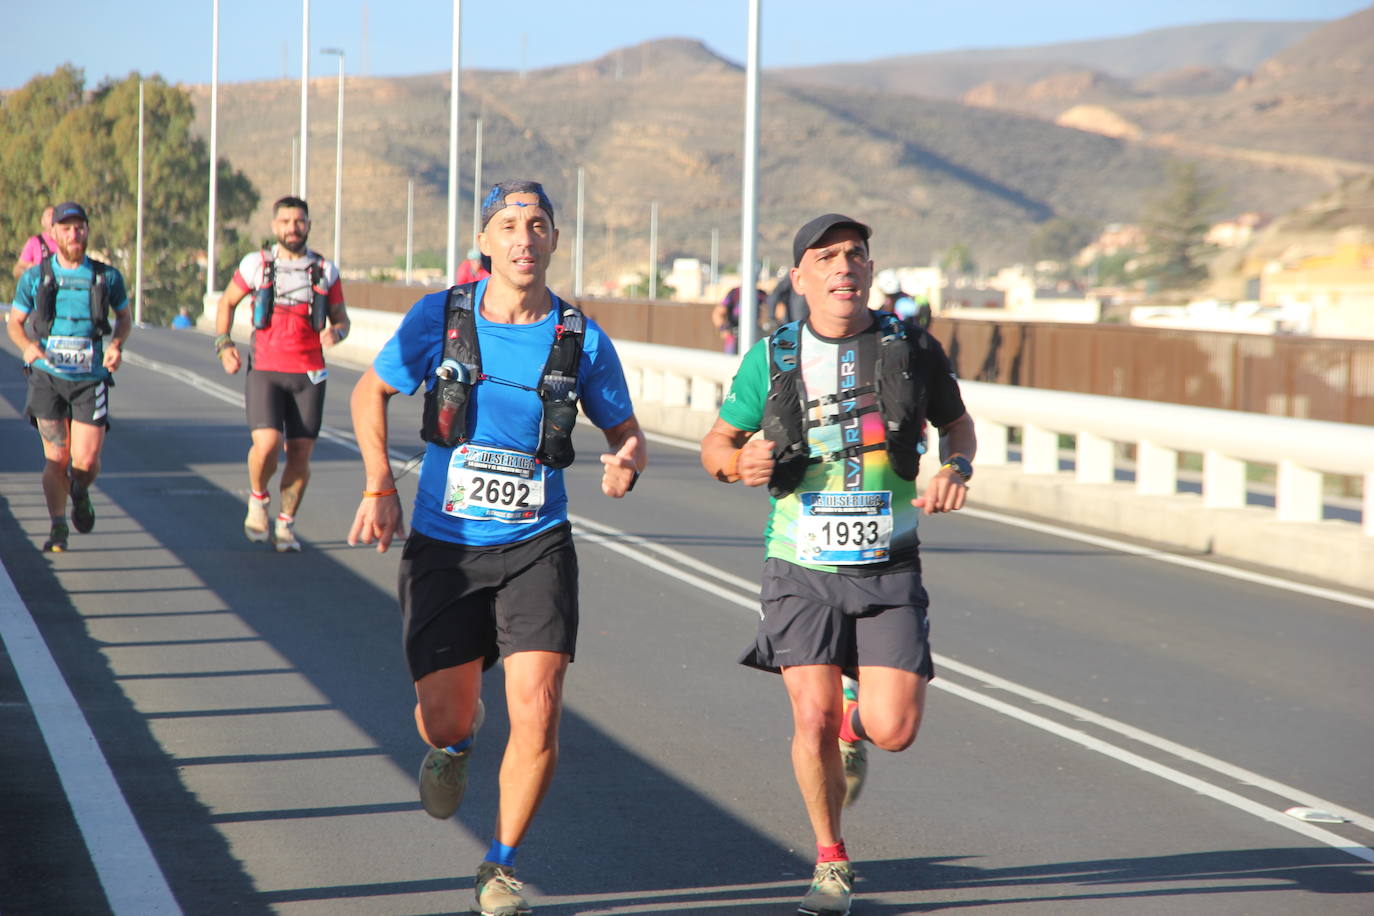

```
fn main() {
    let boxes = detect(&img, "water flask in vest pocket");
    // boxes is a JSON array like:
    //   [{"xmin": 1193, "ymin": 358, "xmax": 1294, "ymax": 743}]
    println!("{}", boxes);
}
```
[
  {"xmin": 309, "ymin": 264, "xmax": 330, "ymax": 331},
  {"xmin": 537, "ymin": 395, "xmax": 578, "ymax": 469},
  {"xmin": 424, "ymin": 359, "xmax": 473, "ymax": 447},
  {"xmin": 252, "ymin": 284, "xmax": 274, "ymax": 329}
]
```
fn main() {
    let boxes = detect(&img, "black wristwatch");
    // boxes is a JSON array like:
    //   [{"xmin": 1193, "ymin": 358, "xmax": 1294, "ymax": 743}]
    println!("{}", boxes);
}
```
[{"xmin": 941, "ymin": 455, "xmax": 973, "ymax": 483}]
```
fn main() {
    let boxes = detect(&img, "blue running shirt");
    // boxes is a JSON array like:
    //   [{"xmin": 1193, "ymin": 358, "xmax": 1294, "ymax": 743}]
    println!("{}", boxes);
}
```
[{"xmin": 373, "ymin": 279, "xmax": 633, "ymax": 547}]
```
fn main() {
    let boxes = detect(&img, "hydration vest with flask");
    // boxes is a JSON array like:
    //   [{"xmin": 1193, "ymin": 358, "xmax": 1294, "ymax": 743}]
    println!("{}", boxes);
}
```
[
  {"xmin": 251, "ymin": 244, "xmax": 331, "ymax": 332},
  {"xmin": 421, "ymin": 283, "xmax": 586, "ymax": 468}
]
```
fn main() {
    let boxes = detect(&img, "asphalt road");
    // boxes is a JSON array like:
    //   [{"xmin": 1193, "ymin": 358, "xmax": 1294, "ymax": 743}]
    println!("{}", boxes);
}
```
[{"xmin": 1, "ymin": 324, "xmax": 1372, "ymax": 915}]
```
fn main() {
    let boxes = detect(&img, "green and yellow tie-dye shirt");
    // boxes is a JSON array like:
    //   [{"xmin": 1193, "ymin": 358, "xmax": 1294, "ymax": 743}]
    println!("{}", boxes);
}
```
[{"xmin": 720, "ymin": 319, "xmax": 964, "ymax": 576}]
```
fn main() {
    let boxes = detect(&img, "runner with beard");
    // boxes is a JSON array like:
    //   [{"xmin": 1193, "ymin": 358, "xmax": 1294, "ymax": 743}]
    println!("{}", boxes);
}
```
[
  {"xmin": 6, "ymin": 201, "xmax": 131, "ymax": 553},
  {"xmin": 214, "ymin": 195, "xmax": 350, "ymax": 551}
]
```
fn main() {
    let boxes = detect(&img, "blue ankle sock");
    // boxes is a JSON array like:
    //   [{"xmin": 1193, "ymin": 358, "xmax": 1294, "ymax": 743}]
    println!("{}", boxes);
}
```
[
  {"xmin": 442, "ymin": 736, "xmax": 473, "ymax": 755},
  {"xmin": 486, "ymin": 840, "xmax": 518, "ymax": 867}
]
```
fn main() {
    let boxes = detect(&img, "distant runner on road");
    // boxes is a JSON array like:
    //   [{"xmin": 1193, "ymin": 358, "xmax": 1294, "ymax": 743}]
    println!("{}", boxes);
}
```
[
  {"xmin": 214, "ymin": 195, "xmax": 350, "ymax": 552},
  {"xmin": 6, "ymin": 201, "xmax": 131, "ymax": 553}
]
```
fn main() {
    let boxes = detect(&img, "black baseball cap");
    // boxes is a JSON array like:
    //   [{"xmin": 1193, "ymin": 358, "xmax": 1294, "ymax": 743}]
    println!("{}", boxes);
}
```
[
  {"xmin": 52, "ymin": 202, "xmax": 89, "ymax": 224},
  {"xmin": 792, "ymin": 213, "xmax": 871, "ymax": 266}
]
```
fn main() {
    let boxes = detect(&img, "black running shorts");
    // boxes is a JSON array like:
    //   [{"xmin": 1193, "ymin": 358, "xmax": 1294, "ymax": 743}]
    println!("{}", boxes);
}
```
[
  {"xmin": 398, "ymin": 524, "xmax": 579, "ymax": 681},
  {"xmin": 245, "ymin": 367, "xmax": 326, "ymax": 439},
  {"xmin": 740, "ymin": 557, "xmax": 935, "ymax": 678},
  {"xmin": 25, "ymin": 370, "xmax": 112, "ymax": 429}
]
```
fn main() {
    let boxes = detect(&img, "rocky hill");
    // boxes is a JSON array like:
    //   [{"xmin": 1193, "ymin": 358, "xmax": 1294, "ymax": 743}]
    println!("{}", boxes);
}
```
[
  {"xmin": 186, "ymin": 28, "xmax": 1356, "ymax": 281},
  {"xmin": 773, "ymin": 20, "xmax": 1322, "ymax": 100}
]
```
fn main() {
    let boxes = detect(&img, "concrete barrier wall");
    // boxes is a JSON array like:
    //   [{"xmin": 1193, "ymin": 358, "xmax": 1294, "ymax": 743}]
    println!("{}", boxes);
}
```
[{"xmin": 199, "ymin": 296, "xmax": 1374, "ymax": 592}]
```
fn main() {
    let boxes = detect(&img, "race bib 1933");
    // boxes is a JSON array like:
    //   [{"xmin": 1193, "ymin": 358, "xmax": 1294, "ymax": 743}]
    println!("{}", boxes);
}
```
[
  {"xmin": 44, "ymin": 335, "xmax": 95, "ymax": 374},
  {"xmin": 796, "ymin": 490, "xmax": 893, "ymax": 565},
  {"xmin": 442, "ymin": 443, "xmax": 545, "ymax": 524}
]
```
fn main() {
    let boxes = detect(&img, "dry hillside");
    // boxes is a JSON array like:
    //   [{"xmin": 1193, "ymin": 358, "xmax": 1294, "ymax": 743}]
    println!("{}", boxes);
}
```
[{"xmin": 187, "ymin": 35, "xmax": 1342, "ymax": 280}]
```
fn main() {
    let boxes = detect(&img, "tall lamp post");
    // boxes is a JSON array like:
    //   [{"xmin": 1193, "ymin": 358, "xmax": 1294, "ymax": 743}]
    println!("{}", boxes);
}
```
[
  {"xmin": 446, "ymin": 0, "xmax": 463, "ymax": 283},
  {"xmin": 737, "ymin": 0, "xmax": 762, "ymax": 356},
  {"xmin": 299, "ymin": 0, "xmax": 310, "ymax": 199},
  {"xmin": 206, "ymin": 0, "xmax": 220, "ymax": 302},
  {"xmin": 321, "ymin": 47, "xmax": 345, "ymax": 266}
]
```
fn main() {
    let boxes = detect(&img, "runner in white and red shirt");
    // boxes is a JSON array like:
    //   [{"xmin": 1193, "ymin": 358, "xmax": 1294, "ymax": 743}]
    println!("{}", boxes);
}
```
[{"xmin": 214, "ymin": 195, "xmax": 350, "ymax": 551}]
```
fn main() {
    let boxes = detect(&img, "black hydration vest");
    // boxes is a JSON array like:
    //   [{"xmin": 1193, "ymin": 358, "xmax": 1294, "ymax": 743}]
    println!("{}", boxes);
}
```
[
  {"xmin": 251, "ymin": 249, "xmax": 331, "ymax": 332},
  {"xmin": 759, "ymin": 312, "xmax": 930, "ymax": 499},
  {"xmin": 420, "ymin": 283, "xmax": 587, "ymax": 469},
  {"xmin": 26, "ymin": 255, "xmax": 111, "ymax": 341}
]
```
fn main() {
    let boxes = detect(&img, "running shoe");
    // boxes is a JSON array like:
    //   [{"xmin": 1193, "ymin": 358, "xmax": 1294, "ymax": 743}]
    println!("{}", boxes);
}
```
[
  {"xmin": 273, "ymin": 516, "xmax": 301, "ymax": 553},
  {"xmin": 798, "ymin": 860, "xmax": 853, "ymax": 915},
  {"xmin": 69, "ymin": 481, "xmax": 95, "ymax": 533},
  {"xmin": 473, "ymin": 861, "xmax": 531, "ymax": 916},
  {"xmin": 244, "ymin": 495, "xmax": 270, "ymax": 543},
  {"xmin": 419, "ymin": 699, "xmax": 485, "ymax": 819},
  {"xmin": 43, "ymin": 521, "xmax": 70, "ymax": 553},
  {"xmin": 839, "ymin": 675, "xmax": 867, "ymax": 807}
]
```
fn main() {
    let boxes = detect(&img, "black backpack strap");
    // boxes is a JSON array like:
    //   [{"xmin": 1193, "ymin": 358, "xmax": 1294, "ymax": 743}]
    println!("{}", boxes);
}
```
[
  {"xmin": 30, "ymin": 254, "xmax": 58, "ymax": 339},
  {"xmin": 308, "ymin": 253, "xmax": 329, "ymax": 332},
  {"xmin": 420, "ymin": 283, "xmax": 482, "ymax": 447},
  {"xmin": 534, "ymin": 298, "xmax": 586, "ymax": 469},
  {"xmin": 441, "ymin": 282, "xmax": 482, "ymax": 375},
  {"xmin": 538, "ymin": 300, "xmax": 585, "ymax": 402},
  {"xmin": 89, "ymin": 260, "xmax": 111, "ymax": 337}
]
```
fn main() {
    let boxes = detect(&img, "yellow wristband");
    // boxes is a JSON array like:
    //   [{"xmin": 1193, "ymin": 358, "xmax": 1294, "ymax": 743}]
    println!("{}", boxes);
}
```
[{"xmin": 363, "ymin": 488, "xmax": 398, "ymax": 498}]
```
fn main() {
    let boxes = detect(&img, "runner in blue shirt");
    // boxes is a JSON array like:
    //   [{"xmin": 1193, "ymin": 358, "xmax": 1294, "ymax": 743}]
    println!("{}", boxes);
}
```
[
  {"xmin": 347, "ymin": 180, "xmax": 645, "ymax": 916},
  {"xmin": 6, "ymin": 202, "xmax": 131, "ymax": 552}
]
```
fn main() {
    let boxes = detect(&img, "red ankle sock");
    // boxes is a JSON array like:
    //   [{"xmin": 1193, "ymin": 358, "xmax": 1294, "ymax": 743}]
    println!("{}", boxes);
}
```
[
  {"xmin": 838, "ymin": 705, "xmax": 860, "ymax": 744},
  {"xmin": 817, "ymin": 840, "xmax": 849, "ymax": 863}
]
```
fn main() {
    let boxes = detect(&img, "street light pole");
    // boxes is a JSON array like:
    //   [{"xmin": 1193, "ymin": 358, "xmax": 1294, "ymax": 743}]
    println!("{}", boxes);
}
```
[
  {"xmin": 206, "ymin": 0, "xmax": 219, "ymax": 301},
  {"xmin": 446, "ymin": 0, "xmax": 462, "ymax": 283},
  {"xmin": 321, "ymin": 47, "xmax": 345, "ymax": 266},
  {"xmin": 406, "ymin": 178, "xmax": 414, "ymax": 284},
  {"xmin": 470, "ymin": 117, "xmax": 483, "ymax": 252},
  {"xmin": 574, "ymin": 166, "xmax": 585, "ymax": 297},
  {"xmin": 649, "ymin": 201, "xmax": 658, "ymax": 300},
  {"xmin": 299, "ymin": 0, "xmax": 310, "ymax": 199},
  {"xmin": 738, "ymin": 0, "xmax": 762, "ymax": 355},
  {"xmin": 135, "ymin": 80, "xmax": 145, "ymax": 326}
]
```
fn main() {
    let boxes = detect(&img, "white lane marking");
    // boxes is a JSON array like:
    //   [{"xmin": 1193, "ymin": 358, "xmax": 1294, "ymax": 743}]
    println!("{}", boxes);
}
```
[
  {"xmin": 570, "ymin": 512, "xmax": 1374, "ymax": 864},
  {"xmin": 934, "ymin": 679, "xmax": 1374, "ymax": 865},
  {"xmin": 935, "ymin": 655, "xmax": 1374, "ymax": 835},
  {"xmin": 958, "ymin": 507, "xmax": 1374, "ymax": 612},
  {"xmin": 130, "ymin": 354, "xmax": 1374, "ymax": 859},
  {"xmin": 570, "ymin": 514, "xmax": 761, "ymax": 596},
  {"xmin": 0, "ymin": 562, "xmax": 183, "ymax": 914},
  {"xmin": 122, "ymin": 351, "xmax": 357, "ymax": 452}
]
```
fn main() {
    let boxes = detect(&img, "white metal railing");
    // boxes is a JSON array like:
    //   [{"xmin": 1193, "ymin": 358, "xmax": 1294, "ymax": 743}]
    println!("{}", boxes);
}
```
[
  {"xmin": 236, "ymin": 306, "xmax": 1374, "ymax": 537},
  {"xmin": 614, "ymin": 342, "xmax": 1374, "ymax": 537}
]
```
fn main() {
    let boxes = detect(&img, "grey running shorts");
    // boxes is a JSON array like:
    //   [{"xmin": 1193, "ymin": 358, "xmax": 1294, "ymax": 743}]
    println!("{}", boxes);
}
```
[
  {"xmin": 25, "ymin": 370, "xmax": 112, "ymax": 429},
  {"xmin": 740, "ymin": 557, "xmax": 935, "ymax": 678},
  {"xmin": 245, "ymin": 367, "xmax": 325, "ymax": 439},
  {"xmin": 398, "ymin": 523, "xmax": 579, "ymax": 681}
]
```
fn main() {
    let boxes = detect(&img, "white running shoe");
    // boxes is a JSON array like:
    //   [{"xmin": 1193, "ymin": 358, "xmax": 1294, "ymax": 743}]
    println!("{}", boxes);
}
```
[
  {"xmin": 244, "ymin": 495, "xmax": 271, "ymax": 543},
  {"xmin": 274, "ymin": 516, "xmax": 301, "ymax": 552}
]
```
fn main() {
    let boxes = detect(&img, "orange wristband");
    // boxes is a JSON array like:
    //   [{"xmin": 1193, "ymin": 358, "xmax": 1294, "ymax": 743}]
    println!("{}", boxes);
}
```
[
  {"xmin": 363, "ymin": 488, "xmax": 398, "ymax": 498},
  {"xmin": 725, "ymin": 448, "xmax": 742, "ymax": 482}
]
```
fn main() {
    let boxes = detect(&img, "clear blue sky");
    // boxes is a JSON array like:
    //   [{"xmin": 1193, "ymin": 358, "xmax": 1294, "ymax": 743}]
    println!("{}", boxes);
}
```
[{"xmin": 4, "ymin": 0, "xmax": 1369, "ymax": 90}]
